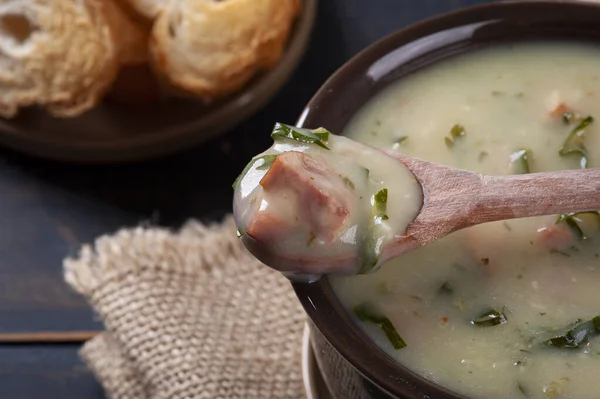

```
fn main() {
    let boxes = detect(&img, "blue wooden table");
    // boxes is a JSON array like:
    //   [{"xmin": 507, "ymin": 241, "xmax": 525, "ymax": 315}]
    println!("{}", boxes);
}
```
[{"xmin": 0, "ymin": 1, "xmax": 492, "ymax": 397}]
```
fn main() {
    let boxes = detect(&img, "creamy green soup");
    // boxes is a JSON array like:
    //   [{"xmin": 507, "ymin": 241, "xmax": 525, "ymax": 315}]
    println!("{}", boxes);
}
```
[{"xmin": 331, "ymin": 42, "xmax": 600, "ymax": 399}]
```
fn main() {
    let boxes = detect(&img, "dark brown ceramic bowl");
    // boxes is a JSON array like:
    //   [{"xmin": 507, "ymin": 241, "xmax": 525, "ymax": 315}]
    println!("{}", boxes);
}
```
[
  {"xmin": 0, "ymin": 0, "xmax": 315, "ymax": 164},
  {"xmin": 292, "ymin": 1, "xmax": 600, "ymax": 398}
]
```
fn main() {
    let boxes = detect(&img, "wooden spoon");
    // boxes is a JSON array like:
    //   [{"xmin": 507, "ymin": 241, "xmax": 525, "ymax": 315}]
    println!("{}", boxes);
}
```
[
  {"xmin": 238, "ymin": 148, "xmax": 600, "ymax": 279},
  {"xmin": 385, "ymin": 150, "xmax": 600, "ymax": 263}
]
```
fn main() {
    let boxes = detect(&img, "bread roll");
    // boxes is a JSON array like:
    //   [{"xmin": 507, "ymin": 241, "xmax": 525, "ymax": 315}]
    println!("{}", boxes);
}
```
[
  {"xmin": 149, "ymin": 0, "xmax": 300, "ymax": 101},
  {"xmin": 0, "ymin": 0, "xmax": 121, "ymax": 118}
]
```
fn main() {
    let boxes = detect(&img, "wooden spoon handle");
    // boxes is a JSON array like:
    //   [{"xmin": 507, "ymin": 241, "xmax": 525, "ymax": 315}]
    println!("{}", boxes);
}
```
[
  {"xmin": 384, "ymin": 151, "xmax": 600, "ymax": 261},
  {"xmin": 468, "ymin": 168, "xmax": 600, "ymax": 225}
]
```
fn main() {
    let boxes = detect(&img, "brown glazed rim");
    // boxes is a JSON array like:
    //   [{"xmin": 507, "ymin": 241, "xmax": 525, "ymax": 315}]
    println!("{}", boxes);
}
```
[{"xmin": 293, "ymin": 1, "xmax": 600, "ymax": 399}]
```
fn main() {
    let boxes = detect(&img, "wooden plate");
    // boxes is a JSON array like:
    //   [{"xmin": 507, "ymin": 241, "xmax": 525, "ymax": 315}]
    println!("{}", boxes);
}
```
[{"xmin": 0, "ymin": 0, "xmax": 316, "ymax": 164}]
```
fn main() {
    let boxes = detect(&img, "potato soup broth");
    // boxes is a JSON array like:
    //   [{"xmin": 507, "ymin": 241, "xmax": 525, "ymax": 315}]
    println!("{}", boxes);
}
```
[{"xmin": 330, "ymin": 42, "xmax": 600, "ymax": 398}]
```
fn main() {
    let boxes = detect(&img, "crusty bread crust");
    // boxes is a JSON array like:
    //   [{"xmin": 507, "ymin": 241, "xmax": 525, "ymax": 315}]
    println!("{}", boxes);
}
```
[
  {"xmin": 0, "ymin": 0, "xmax": 121, "ymax": 118},
  {"xmin": 123, "ymin": 0, "xmax": 168, "ymax": 20},
  {"xmin": 149, "ymin": 0, "xmax": 300, "ymax": 101}
]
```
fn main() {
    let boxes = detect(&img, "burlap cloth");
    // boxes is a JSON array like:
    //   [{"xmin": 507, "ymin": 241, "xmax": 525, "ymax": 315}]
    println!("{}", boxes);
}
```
[{"xmin": 63, "ymin": 216, "xmax": 306, "ymax": 399}]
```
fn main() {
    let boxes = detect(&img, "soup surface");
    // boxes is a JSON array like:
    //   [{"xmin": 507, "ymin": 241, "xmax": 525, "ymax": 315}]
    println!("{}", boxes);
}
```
[{"xmin": 331, "ymin": 42, "xmax": 600, "ymax": 399}]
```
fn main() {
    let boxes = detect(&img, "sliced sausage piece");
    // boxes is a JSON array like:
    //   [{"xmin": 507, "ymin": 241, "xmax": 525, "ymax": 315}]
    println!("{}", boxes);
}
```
[
  {"xmin": 247, "ymin": 151, "xmax": 353, "ymax": 246},
  {"xmin": 536, "ymin": 223, "xmax": 574, "ymax": 252},
  {"xmin": 245, "ymin": 209, "xmax": 294, "ymax": 245}
]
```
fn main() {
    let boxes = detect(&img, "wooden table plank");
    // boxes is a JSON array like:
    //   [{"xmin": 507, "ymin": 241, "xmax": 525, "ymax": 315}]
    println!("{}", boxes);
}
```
[
  {"xmin": 0, "ymin": 331, "xmax": 98, "ymax": 343},
  {"xmin": 0, "ymin": 345, "xmax": 105, "ymax": 399}
]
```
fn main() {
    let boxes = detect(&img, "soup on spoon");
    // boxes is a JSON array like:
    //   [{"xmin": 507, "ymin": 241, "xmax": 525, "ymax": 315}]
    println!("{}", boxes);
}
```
[{"xmin": 232, "ymin": 123, "xmax": 423, "ymax": 281}]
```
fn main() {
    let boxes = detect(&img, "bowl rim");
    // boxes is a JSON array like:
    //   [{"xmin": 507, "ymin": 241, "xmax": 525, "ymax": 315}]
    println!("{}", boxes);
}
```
[{"xmin": 293, "ymin": 1, "xmax": 600, "ymax": 398}]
